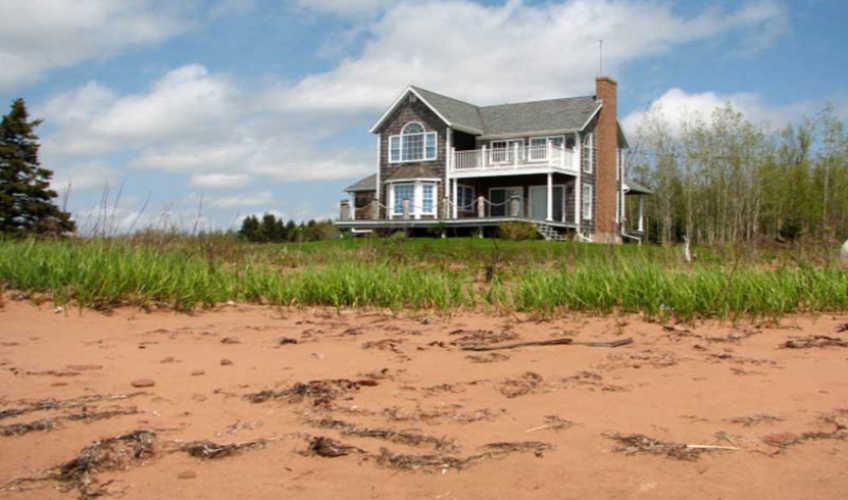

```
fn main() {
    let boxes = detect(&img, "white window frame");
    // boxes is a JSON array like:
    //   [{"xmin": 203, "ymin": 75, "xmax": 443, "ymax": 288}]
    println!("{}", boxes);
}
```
[
  {"xmin": 490, "ymin": 138, "xmax": 525, "ymax": 164},
  {"xmin": 457, "ymin": 184, "xmax": 475, "ymax": 213},
  {"xmin": 528, "ymin": 136, "xmax": 566, "ymax": 163},
  {"xmin": 582, "ymin": 184, "xmax": 593, "ymax": 221},
  {"xmin": 389, "ymin": 122, "xmax": 437, "ymax": 163},
  {"xmin": 582, "ymin": 132, "xmax": 594, "ymax": 174},
  {"xmin": 388, "ymin": 180, "xmax": 439, "ymax": 219}
]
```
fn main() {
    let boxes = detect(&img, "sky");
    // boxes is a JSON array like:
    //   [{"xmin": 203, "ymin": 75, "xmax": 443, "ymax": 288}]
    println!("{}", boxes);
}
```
[{"xmin": 1, "ymin": 0, "xmax": 846, "ymax": 233}]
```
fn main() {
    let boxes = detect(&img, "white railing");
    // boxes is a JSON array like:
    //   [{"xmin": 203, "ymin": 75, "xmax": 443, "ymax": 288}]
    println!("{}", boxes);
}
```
[{"xmin": 453, "ymin": 144, "xmax": 576, "ymax": 173}]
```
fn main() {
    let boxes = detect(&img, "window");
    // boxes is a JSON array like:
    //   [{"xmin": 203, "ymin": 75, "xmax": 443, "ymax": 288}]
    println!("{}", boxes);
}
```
[
  {"xmin": 393, "ymin": 183, "xmax": 415, "ymax": 215},
  {"xmin": 389, "ymin": 122, "xmax": 437, "ymax": 163},
  {"xmin": 582, "ymin": 133, "xmax": 593, "ymax": 173},
  {"xmin": 491, "ymin": 139, "xmax": 524, "ymax": 164},
  {"xmin": 457, "ymin": 185, "xmax": 475, "ymax": 212},
  {"xmin": 528, "ymin": 136, "xmax": 565, "ymax": 162},
  {"xmin": 583, "ymin": 184, "xmax": 593, "ymax": 221},
  {"xmin": 391, "ymin": 181, "xmax": 437, "ymax": 217}
]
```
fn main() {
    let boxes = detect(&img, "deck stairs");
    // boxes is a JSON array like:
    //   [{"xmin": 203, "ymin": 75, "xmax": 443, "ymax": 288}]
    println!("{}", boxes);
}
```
[{"xmin": 534, "ymin": 222, "xmax": 567, "ymax": 241}]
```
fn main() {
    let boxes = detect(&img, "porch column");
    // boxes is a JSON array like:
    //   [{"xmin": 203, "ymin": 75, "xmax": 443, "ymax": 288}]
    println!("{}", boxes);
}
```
[
  {"xmin": 546, "ymin": 173, "xmax": 553, "ymax": 221},
  {"xmin": 638, "ymin": 196, "xmax": 644, "ymax": 232},
  {"xmin": 477, "ymin": 195, "xmax": 485, "ymax": 218},
  {"xmin": 452, "ymin": 179, "xmax": 458, "ymax": 219}
]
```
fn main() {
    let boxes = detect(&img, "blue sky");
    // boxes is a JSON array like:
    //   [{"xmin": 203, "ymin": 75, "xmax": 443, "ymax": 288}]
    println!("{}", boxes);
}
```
[{"xmin": 1, "ymin": 0, "xmax": 846, "ymax": 233}]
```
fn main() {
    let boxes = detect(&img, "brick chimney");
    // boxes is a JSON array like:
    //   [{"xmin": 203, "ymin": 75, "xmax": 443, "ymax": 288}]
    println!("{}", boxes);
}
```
[{"xmin": 594, "ymin": 76, "xmax": 620, "ymax": 243}]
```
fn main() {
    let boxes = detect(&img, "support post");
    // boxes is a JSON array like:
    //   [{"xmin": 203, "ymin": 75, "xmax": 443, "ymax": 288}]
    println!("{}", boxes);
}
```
[
  {"xmin": 442, "ymin": 197, "xmax": 450, "ymax": 221},
  {"xmin": 638, "ymin": 196, "xmax": 644, "ymax": 233},
  {"xmin": 452, "ymin": 179, "xmax": 458, "ymax": 219},
  {"xmin": 477, "ymin": 195, "xmax": 486, "ymax": 219},
  {"xmin": 402, "ymin": 199, "xmax": 410, "ymax": 220},
  {"xmin": 546, "ymin": 173, "xmax": 553, "ymax": 222},
  {"xmin": 372, "ymin": 199, "xmax": 380, "ymax": 220},
  {"xmin": 482, "ymin": 145, "xmax": 487, "ymax": 169},
  {"xmin": 509, "ymin": 195, "xmax": 520, "ymax": 217},
  {"xmin": 340, "ymin": 199, "xmax": 351, "ymax": 221}
]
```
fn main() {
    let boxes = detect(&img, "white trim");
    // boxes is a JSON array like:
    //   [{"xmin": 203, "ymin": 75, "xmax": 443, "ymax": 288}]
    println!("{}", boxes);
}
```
[
  {"xmin": 375, "ymin": 136, "xmax": 381, "ymax": 202},
  {"xmin": 370, "ymin": 87, "xmax": 484, "ymax": 135},
  {"xmin": 384, "ymin": 177, "xmax": 441, "ymax": 184},
  {"xmin": 582, "ymin": 184, "xmax": 593, "ymax": 221},
  {"xmin": 479, "ymin": 128, "xmax": 580, "ymax": 141},
  {"xmin": 527, "ymin": 183, "xmax": 567, "ymax": 222},
  {"xmin": 579, "ymin": 103, "xmax": 602, "ymax": 132},
  {"xmin": 489, "ymin": 138, "xmax": 525, "ymax": 165},
  {"xmin": 582, "ymin": 132, "xmax": 594, "ymax": 174},
  {"xmin": 457, "ymin": 184, "xmax": 475, "ymax": 213},
  {"xmin": 389, "ymin": 180, "xmax": 439, "ymax": 219},
  {"xmin": 389, "ymin": 121, "xmax": 437, "ymax": 163}
]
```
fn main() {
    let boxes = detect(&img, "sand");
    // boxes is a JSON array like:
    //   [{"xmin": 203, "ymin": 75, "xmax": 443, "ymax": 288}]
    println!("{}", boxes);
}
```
[{"xmin": 1, "ymin": 299, "xmax": 847, "ymax": 499}]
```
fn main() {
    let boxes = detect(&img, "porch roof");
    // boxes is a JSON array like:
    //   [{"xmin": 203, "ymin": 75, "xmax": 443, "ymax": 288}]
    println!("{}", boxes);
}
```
[
  {"xmin": 343, "ymin": 174, "xmax": 377, "ymax": 193},
  {"xmin": 384, "ymin": 165, "xmax": 439, "ymax": 181},
  {"xmin": 624, "ymin": 178, "xmax": 653, "ymax": 195}
]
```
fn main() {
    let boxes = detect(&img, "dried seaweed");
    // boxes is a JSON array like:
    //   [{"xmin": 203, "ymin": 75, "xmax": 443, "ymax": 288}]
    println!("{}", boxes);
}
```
[
  {"xmin": 374, "ymin": 440, "xmax": 555, "ymax": 472},
  {"xmin": 498, "ymin": 372, "xmax": 545, "ymax": 398},
  {"xmin": 525, "ymin": 415, "xmax": 574, "ymax": 433},
  {"xmin": 465, "ymin": 353, "xmax": 510, "ymax": 363},
  {"xmin": 779, "ymin": 335, "xmax": 848, "ymax": 349},
  {"xmin": 729, "ymin": 414, "xmax": 784, "ymax": 427},
  {"xmin": 0, "ymin": 408, "xmax": 139, "ymax": 437},
  {"xmin": 245, "ymin": 379, "xmax": 370, "ymax": 407},
  {"xmin": 53, "ymin": 430, "xmax": 157, "ymax": 499},
  {"xmin": 180, "ymin": 439, "xmax": 267, "ymax": 459},
  {"xmin": 382, "ymin": 406, "xmax": 497, "ymax": 425},
  {"xmin": 0, "ymin": 393, "xmax": 146, "ymax": 421},
  {"xmin": 449, "ymin": 329, "xmax": 520, "ymax": 347},
  {"xmin": 305, "ymin": 436, "xmax": 363, "ymax": 457},
  {"xmin": 606, "ymin": 433, "xmax": 731, "ymax": 461},
  {"xmin": 343, "ymin": 427, "xmax": 457, "ymax": 451}
]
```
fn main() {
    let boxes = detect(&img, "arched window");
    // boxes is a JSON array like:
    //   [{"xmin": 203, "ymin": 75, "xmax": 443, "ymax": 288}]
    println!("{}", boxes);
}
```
[{"xmin": 389, "ymin": 121, "xmax": 437, "ymax": 162}]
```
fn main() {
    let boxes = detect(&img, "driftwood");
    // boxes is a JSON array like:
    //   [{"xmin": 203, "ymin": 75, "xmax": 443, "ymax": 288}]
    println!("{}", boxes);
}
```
[{"xmin": 461, "ymin": 337, "xmax": 633, "ymax": 352}]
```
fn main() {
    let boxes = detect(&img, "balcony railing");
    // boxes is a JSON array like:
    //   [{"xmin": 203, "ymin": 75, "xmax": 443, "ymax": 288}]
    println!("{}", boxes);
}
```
[{"xmin": 452, "ymin": 144, "xmax": 576, "ymax": 173}]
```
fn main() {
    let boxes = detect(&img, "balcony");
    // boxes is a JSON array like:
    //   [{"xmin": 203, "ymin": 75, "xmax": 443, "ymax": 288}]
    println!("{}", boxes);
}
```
[{"xmin": 451, "ymin": 144, "xmax": 578, "ymax": 178}]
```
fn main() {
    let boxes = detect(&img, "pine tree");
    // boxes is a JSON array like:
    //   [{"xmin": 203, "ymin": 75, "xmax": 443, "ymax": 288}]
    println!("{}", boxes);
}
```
[
  {"xmin": 0, "ymin": 98, "xmax": 75, "ymax": 235},
  {"xmin": 239, "ymin": 215, "xmax": 260, "ymax": 241}
]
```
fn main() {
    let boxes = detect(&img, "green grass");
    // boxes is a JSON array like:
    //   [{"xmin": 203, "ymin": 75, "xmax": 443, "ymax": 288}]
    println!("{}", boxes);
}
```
[{"xmin": 0, "ymin": 236, "xmax": 845, "ymax": 320}]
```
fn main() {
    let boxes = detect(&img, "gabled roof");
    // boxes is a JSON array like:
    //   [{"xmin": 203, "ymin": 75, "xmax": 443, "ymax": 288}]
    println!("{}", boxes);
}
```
[
  {"xmin": 623, "ymin": 178, "xmax": 653, "ymax": 195},
  {"xmin": 479, "ymin": 96, "xmax": 601, "ymax": 137},
  {"xmin": 370, "ymin": 86, "xmax": 608, "ymax": 138},
  {"xmin": 344, "ymin": 173, "xmax": 377, "ymax": 193}
]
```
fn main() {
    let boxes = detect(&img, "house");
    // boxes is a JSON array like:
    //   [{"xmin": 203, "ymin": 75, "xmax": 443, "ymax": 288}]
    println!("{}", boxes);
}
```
[{"xmin": 335, "ymin": 76, "xmax": 651, "ymax": 242}]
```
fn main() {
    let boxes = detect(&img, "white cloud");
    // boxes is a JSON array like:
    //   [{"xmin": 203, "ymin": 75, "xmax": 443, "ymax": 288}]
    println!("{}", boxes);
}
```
[
  {"xmin": 50, "ymin": 161, "xmax": 119, "ymax": 194},
  {"xmin": 295, "ymin": 0, "xmax": 401, "ymax": 17},
  {"xmin": 210, "ymin": 191, "xmax": 275, "ymax": 208},
  {"xmin": 188, "ymin": 173, "xmax": 253, "ymax": 189},
  {"xmin": 0, "ymin": 0, "xmax": 188, "ymax": 90},
  {"xmin": 622, "ymin": 87, "xmax": 828, "ymax": 137},
  {"xmin": 267, "ymin": 0, "xmax": 788, "ymax": 114}
]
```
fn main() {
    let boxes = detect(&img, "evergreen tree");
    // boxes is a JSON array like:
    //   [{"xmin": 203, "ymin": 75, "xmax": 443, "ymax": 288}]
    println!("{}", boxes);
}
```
[
  {"xmin": 239, "ymin": 215, "xmax": 260, "ymax": 241},
  {"xmin": 0, "ymin": 98, "xmax": 75, "ymax": 235},
  {"xmin": 258, "ymin": 213, "xmax": 278, "ymax": 243}
]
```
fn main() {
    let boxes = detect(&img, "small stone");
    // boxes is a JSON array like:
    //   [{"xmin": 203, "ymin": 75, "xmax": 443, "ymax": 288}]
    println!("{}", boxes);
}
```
[
  {"xmin": 220, "ymin": 359, "xmax": 233, "ymax": 366},
  {"xmin": 160, "ymin": 356, "xmax": 176, "ymax": 364},
  {"xmin": 226, "ymin": 300, "xmax": 236, "ymax": 307},
  {"xmin": 54, "ymin": 306, "xmax": 64, "ymax": 314},
  {"xmin": 177, "ymin": 470, "xmax": 197, "ymax": 480},
  {"xmin": 221, "ymin": 337, "xmax": 241, "ymax": 344},
  {"xmin": 278, "ymin": 337, "xmax": 298, "ymax": 345},
  {"xmin": 190, "ymin": 370, "xmax": 205, "ymax": 376},
  {"xmin": 131, "ymin": 378, "xmax": 156, "ymax": 388}
]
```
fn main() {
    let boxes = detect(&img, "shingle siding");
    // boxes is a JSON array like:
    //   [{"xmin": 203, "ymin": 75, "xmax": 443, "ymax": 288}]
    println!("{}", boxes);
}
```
[{"xmin": 376, "ymin": 97, "xmax": 448, "ymax": 219}]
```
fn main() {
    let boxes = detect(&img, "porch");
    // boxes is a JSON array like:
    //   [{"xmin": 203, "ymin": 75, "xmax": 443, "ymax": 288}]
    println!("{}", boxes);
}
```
[{"xmin": 451, "ymin": 144, "xmax": 578, "ymax": 178}]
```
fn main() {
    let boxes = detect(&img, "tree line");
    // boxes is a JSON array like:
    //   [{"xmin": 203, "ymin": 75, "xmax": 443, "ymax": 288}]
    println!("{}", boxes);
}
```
[
  {"xmin": 238, "ymin": 213, "xmax": 338, "ymax": 243},
  {"xmin": 628, "ymin": 103, "xmax": 847, "ymax": 246}
]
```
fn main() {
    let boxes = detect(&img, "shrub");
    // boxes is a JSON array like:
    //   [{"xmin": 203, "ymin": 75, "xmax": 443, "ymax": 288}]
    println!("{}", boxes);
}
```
[{"xmin": 498, "ymin": 222, "xmax": 538, "ymax": 241}]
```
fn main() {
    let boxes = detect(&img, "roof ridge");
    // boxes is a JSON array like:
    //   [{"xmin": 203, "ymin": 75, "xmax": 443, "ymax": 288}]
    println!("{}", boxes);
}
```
[
  {"xmin": 409, "ymin": 85, "xmax": 480, "ymax": 109},
  {"xmin": 479, "ymin": 94, "xmax": 596, "ymax": 110}
]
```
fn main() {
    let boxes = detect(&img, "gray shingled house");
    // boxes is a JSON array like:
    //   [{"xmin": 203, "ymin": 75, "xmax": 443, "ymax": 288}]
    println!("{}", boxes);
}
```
[{"xmin": 336, "ymin": 77, "xmax": 651, "ymax": 242}]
